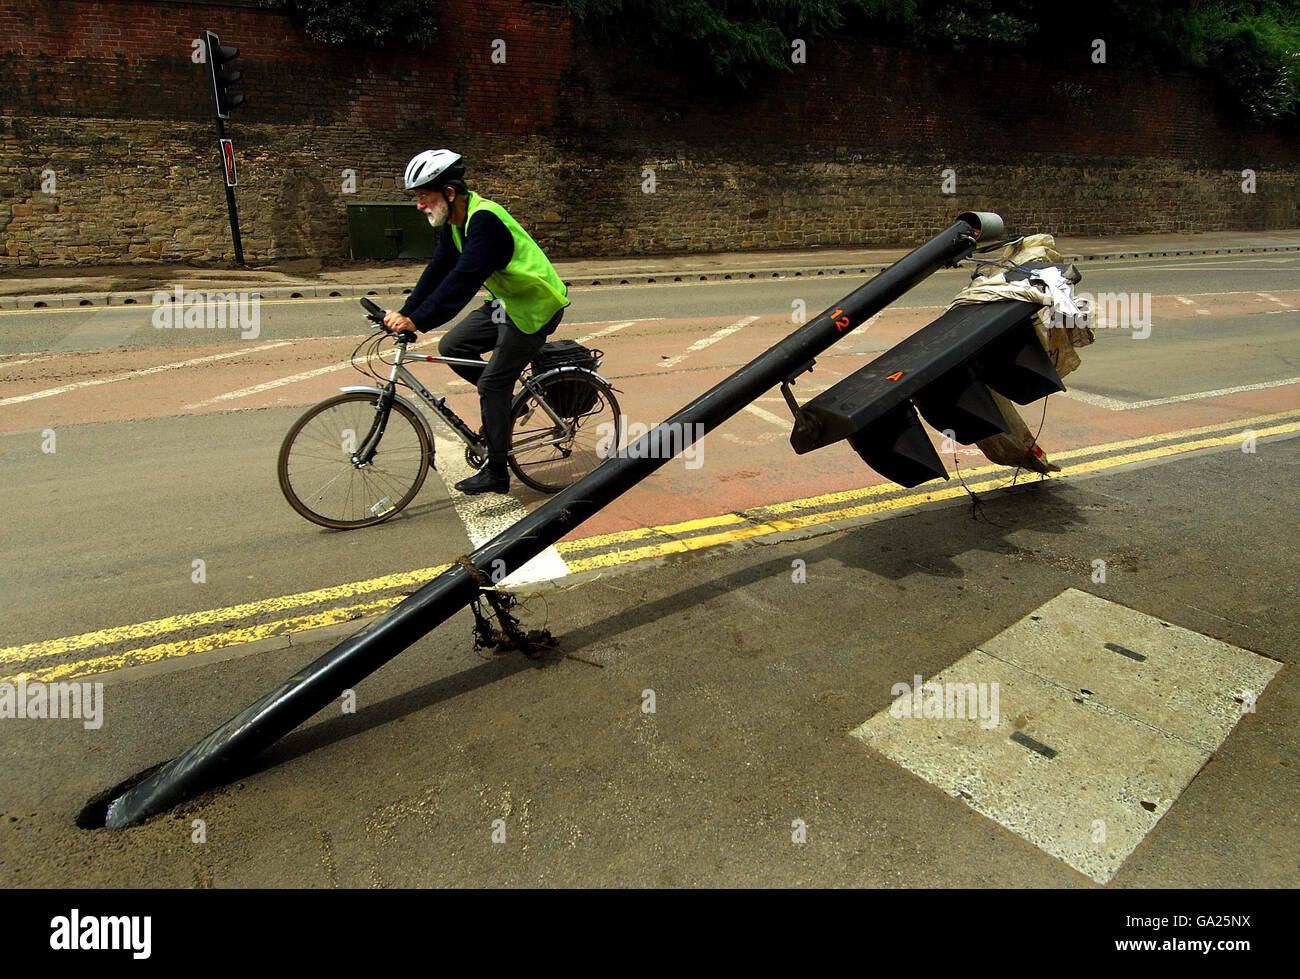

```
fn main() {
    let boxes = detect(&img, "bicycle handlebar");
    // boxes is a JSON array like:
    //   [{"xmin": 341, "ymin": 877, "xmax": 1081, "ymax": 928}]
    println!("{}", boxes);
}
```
[
  {"xmin": 360, "ymin": 296, "xmax": 386, "ymax": 323},
  {"xmin": 359, "ymin": 297, "xmax": 417, "ymax": 343}
]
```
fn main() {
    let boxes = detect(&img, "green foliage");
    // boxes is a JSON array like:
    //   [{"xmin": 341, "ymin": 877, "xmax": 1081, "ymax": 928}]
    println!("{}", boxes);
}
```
[
  {"xmin": 1203, "ymin": 4, "xmax": 1300, "ymax": 120},
  {"xmin": 263, "ymin": 0, "xmax": 438, "ymax": 47},
  {"xmin": 556, "ymin": 0, "xmax": 1300, "ymax": 119},
  {"xmin": 904, "ymin": 0, "xmax": 1036, "ymax": 52},
  {"xmin": 560, "ymin": 0, "xmax": 902, "ymax": 88}
]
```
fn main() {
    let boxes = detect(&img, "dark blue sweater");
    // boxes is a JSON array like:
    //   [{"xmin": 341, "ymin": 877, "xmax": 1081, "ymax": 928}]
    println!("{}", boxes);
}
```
[{"xmin": 400, "ymin": 209, "xmax": 515, "ymax": 332}]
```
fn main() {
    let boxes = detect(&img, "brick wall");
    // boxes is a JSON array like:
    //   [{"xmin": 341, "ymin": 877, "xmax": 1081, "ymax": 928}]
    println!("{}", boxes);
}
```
[{"xmin": 1, "ymin": 0, "xmax": 1296, "ymax": 266}]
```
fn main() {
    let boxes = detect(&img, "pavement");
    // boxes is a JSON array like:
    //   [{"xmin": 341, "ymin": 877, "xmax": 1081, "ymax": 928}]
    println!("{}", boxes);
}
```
[
  {"xmin": 3, "ymin": 228, "xmax": 1300, "ymax": 307},
  {"xmin": 2, "ymin": 434, "xmax": 1296, "ymax": 887},
  {"xmin": 1, "ymin": 236, "xmax": 1297, "ymax": 887}
]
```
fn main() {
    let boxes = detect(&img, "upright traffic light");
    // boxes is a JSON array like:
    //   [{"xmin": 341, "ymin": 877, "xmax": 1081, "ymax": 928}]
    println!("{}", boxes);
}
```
[
  {"xmin": 203, "ymin": 29, "xmax": 244, "ymax": 118},
  {"xmin": 789, "ymin": 298, "xmax": 1067, "ymax": 487},
  {"xmin": 201, "ymin": 28, "xmax": 246, "ymax": 265}
]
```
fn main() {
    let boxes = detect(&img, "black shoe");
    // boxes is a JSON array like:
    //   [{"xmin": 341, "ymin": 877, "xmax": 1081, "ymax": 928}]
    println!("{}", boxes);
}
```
[{"xmin": 455, "ymin": 466, "xmax": 509, "ymax": 495}]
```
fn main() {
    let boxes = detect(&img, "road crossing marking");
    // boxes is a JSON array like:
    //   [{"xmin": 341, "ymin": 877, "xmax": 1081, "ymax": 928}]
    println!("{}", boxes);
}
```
[
  {"xmin": 657, "ymin": 315, "xmax": 760, "ymax": 369},
  {"xmin": 0, "ymin": 342, "xmax": 292, "ymax": 408},
  {"xmin": 431, "ymin": 434, "xmax": 570, "ymax": 589}
]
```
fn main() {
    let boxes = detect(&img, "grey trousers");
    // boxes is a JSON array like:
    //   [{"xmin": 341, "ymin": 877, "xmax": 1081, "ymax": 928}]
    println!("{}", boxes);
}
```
[{"xmin": 437, "ymin": 300, "xmax": 563, "ymax": 460}]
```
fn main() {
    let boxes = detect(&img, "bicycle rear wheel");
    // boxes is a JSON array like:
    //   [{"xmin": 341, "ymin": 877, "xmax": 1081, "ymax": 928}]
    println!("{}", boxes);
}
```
[
  {"xmin": 278, "ymin": 391, "xmax": 432, "ymax": 529},
  {"xmin": 508, "ymin": 371, "xmax": 623, "ymax": 493}
]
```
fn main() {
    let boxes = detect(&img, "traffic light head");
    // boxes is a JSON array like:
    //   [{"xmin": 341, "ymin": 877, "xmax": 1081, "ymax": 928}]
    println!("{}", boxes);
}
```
[
  {"xmin": 203, "ymin": 30, "xmax": 245, "ymax": 118},
  {"xmin": 790, "ymin": 299, "xmax": 1066, "ymax": 487}
]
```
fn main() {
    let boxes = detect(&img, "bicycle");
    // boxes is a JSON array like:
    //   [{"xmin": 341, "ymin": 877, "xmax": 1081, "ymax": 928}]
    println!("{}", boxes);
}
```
[{"xmin": 278, "ymin": 297, "xmax": 624, "ymax": 529}]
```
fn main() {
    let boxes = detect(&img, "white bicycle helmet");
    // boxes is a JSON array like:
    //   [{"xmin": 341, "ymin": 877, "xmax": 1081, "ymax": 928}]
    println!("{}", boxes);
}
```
[{"xmin": 404, "ymin": 149, "xmax": 465, "ymax": 191}]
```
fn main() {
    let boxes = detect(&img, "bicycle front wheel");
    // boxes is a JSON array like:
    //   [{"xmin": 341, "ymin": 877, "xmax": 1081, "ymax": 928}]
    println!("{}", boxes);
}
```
[
  {"xmin": 508, "ymin": 371, "xmax": 623, "ymax": 493},
  {"xmin": 278, "ymin": 391, "xmax": 432, "ymax": 529}
]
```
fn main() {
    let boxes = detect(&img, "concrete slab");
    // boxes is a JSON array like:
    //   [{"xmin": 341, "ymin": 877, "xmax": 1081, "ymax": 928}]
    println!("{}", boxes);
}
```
[
  {"xmin": 980, "ymin": 588, "xmax": 1282, "ymax": 751},
  {"xmin": 851, "ymin": 589, "xmax": 1282, "ymax": 883}
]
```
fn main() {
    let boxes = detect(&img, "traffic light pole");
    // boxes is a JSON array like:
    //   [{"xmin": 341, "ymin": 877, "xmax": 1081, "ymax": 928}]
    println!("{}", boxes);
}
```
[
  {"xmin": 202, "ymin": 28, "xmax": 245, "ymax": 267},
  {"xmin": 214, "ymin": 114, "xmax": 245, "ymax": 267},
  {"xmin": 96, "ymin": 212, "xmax": 1004, "ymax": 828}
]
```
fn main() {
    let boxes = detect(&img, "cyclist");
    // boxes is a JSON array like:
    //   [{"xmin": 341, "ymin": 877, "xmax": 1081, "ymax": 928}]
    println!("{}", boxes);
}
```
[{"xmin": 383, "ymin": 149, "xmax": 570, "ymax": 495}]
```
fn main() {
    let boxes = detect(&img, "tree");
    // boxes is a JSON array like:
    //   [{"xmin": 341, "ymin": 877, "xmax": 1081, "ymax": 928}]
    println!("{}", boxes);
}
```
[
  {"xmin": 558, "ymin": 0, "xmax": 907, "ymax": 89},
  {"xmin": 263, "ymin": 0, "xmax": 439, "ymax": 47},
  {"xmin": 554, "ymin": 0, "xmax": 1300, "ymax": 119}
]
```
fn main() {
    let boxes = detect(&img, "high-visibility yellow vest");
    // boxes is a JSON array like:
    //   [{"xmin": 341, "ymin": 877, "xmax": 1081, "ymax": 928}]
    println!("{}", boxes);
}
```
[{"xmin": 451, "ymin": 192, "xmax": 569, "ymax": 334}]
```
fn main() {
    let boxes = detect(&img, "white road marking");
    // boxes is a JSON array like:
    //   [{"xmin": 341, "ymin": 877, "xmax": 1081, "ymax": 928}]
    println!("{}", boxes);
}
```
[
  {"xmin": 852, "ymin": 589, "xmax": 1281, "ymax": 884},
  {"xmin": 756, "ymin": 390, "xmax": 832, "ymax": 403},
  {"xmin": 431, "ymin": 433, "xmax": 570, "ymax": 590},
  {"xmin": 0, "ymin": 342, "xmax": 291, "ymax": 408},
  {"xmin": 1105, "ymin": 258, "xmax": 1300, "ymax": 271},
  {"xmin": 1169, "ymin": 294, "xmax": 1211, "ymax": 316},
  {"xmin": 743, "ymin": 404, "xmax": 792, "ymax": 428},
  {"xmin": 1153, "ymin": 289, "xmax": 1300, "ymax": 298},
  {"xmin": 1064, "ymin": 376, "xmax": 1300, "ymax": 411},
  {"xmin": 181, "ymin": 358, "xmax": 355, "ymax": 409},
  {"xmin": 566, "ymin": 316, "xmax": 663, "ymax": 327},
  {"xmin": 574, "ymin": 320, "xmax": 637, "ymax": 344},
  {"xmin": 720, "ymin": 431, "xmax": 783, "ymax": 446},
  {"xmin": 657, "ymin": 315, "xmax": 760, "ymax": 369},
  {"xmin": 1257, "ymin": 292, "xmax": 1293, "ymax": 308}
]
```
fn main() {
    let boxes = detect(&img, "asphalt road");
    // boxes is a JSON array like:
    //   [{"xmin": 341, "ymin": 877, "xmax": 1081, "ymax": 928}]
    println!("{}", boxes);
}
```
[{"xmin": 1, "ymin": 250, "xmax": 1297, "ymax": 886}]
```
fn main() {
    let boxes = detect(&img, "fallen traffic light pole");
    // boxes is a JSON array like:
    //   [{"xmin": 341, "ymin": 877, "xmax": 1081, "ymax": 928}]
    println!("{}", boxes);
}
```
[{"xmin": 95, "ymin": 211, "xmax": 1011, "ymax": 828}]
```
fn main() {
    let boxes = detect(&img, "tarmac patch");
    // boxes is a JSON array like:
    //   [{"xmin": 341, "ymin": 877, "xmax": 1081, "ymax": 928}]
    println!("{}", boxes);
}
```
[{"xmin": 851, "ymin": 588, "xmax": 1281, "ymax": 883}]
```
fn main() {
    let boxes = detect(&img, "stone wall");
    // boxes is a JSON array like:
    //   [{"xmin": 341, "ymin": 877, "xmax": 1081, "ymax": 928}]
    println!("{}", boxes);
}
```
[{"xmin": 1, "ymin": 0, "xmax": 1296, "ymax": 266}]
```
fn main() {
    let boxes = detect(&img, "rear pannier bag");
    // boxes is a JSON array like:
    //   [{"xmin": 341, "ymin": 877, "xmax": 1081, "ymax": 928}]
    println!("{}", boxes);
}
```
[{"xmin": 531, "ymin": 340, "xmax": 601, "ymax": 416}]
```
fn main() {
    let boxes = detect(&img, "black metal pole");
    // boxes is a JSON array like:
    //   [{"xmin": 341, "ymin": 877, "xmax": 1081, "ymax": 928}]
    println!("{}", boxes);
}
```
[
  {"xmin": 215, "ymin": 115, "xmax": 245, "ymax": 266},
  {"xmin": 101, "ymin": 212, "xmax": 1002, "ymax": 828}
]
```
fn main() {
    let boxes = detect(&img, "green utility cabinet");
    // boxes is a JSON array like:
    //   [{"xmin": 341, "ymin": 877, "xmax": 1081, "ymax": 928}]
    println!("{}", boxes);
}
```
[{"xmin": 346, "ymin": 201, "xmax": 437, "ymax": 259}]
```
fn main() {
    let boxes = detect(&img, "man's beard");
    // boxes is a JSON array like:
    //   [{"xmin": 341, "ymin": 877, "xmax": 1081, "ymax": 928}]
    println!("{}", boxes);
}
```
[{"xmin": 425, "ymin": 199, "xmax": 448, "ymax": 228}]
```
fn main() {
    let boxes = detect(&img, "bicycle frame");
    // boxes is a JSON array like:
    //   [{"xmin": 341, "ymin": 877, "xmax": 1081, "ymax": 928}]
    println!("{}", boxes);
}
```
[{"xmin": 347, "ymin": 333, "xmax": 591, "ymax": 463}]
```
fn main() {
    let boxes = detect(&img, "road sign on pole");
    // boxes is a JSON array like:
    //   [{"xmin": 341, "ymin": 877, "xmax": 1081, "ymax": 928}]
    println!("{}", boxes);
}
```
[{"xmin": 219, "ymin": 138, "xmax": 236, "ymax": 187}]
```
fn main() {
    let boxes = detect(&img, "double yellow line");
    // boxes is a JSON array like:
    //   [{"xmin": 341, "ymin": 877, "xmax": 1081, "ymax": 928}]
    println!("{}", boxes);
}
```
[
  {"xmin": 4, "ymin": 408, "xmax": 1297, "ymax": 684},
  {"xmin": 555, "ymin": 407, "xmax": 1300, "ymax": 571},
  {"xmin": 0, "ymin": 566, "xmax": 450, "ymax": 685}
]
